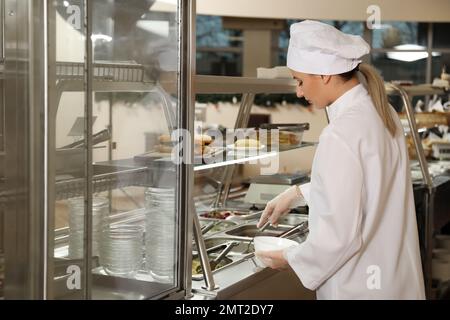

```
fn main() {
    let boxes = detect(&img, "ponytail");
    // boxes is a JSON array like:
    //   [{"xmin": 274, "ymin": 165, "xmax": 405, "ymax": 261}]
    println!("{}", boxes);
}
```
[{"xmin": 358, "ymin": 63, "xmax": 397, "ymax": 137}]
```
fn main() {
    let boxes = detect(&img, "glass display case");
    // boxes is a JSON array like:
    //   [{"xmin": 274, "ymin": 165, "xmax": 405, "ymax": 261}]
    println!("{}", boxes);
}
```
[{"xmin": 1, "ymin": 0, "xmax": 194, "ymax": 300}]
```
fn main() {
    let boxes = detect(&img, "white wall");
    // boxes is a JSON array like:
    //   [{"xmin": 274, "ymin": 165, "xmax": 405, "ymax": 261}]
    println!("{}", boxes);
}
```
[
  {"xmin": 196, "ymin": 0, "xmax": 450, "ymax": 22},
  {"xmin": 56, "ymin": 13, "xmax": 84, "ymax": 62}
]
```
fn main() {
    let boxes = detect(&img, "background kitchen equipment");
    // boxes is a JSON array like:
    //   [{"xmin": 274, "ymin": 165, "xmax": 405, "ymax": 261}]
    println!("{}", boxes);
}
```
[{"xmin": 244, "ymin": 172, "xmax": 309, "ymax": 207}]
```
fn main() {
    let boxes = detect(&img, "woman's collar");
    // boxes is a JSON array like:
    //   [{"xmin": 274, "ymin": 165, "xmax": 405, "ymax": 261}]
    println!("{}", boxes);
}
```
[{"xmin": 326, "ymin": 84, "xmax": 367, "ymax": 122}]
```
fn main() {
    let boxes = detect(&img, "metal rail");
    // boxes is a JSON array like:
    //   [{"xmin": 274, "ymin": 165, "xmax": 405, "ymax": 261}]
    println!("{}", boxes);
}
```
[{"xmin": 386, "ymin": 82, "xmax": 436, "ymax": 299}]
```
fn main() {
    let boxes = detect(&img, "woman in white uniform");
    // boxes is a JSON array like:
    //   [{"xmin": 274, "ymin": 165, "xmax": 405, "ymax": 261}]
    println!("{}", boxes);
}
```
[{"xmin": 256, "ymin": 20, "xmax": 425, "ymax": 300}]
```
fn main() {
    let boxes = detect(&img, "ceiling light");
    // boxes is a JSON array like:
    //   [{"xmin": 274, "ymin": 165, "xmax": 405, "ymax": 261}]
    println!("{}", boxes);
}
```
[{"xmin": 386, "ymin": 44, "xmax": 441, "ymax": 62}]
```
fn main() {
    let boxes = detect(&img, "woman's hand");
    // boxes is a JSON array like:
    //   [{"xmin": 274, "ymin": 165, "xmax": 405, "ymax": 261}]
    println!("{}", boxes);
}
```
[
  {"xmin": 256, "ymin": 250, "xmax": 290, "ymax": 270},
  {"xmin": 257, "ymin": 185, "xmax": 302, "ymax": 228}
]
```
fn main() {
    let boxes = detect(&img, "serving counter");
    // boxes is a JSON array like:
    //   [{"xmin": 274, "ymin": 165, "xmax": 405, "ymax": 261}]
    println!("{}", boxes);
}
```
[{"xmin": 190, "ymin": 212, "xmax": 313, "ymax": 300}]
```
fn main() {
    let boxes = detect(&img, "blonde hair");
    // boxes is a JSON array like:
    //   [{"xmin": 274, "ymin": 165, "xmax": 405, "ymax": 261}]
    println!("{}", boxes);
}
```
[{"xmin": 358, "ymin": 63, "xmax": 397, "ymax": 137}]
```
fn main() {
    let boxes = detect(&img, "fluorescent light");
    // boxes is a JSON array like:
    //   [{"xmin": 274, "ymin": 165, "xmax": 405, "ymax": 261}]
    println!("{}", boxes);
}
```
[
  {"xmin": 386, "ymin": 44, "xmax": 441, "ymax": 62},
  {"xmin": 63, "ymin": 1, "xmax": 70, "ymax": 7},
  {"xmin": 387, "ymin": 51, "xmax": 428, "ymax": 62},
  {"xmin": 395, "ymin": 44, "xmax": 426, "ymax": 50}
]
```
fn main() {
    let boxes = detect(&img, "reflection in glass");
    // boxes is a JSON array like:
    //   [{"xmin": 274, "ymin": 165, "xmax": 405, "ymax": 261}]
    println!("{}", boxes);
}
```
[
  {"xmin": 432, "ymin": 53, "xmax": 450, "ymax": 79},
  {"xmin": 433, "ymin": 23, "xmax": 450, "ymax": 48},
  {"xmin": 88, "ymin": 0, "xmax": 180, "ymax": 299},
  {"xmin": 372, "ymin": 52, "xmax": 427, "ymax": 84},
  {"xmin": 49, "ymin": 0, "xmax": 182, "ymax": 300},
  {"xmin": 52, "ymin": 0, "xmax": 88, "ymax": 300},
  {"xmin": 371, "ymin": 22, "xmax": 427, "ymax": 49},
  {"xmin": 197, "ymin": 51, "xmax": 242, "ymax": 76},
  {"xmin": 197, "ymin": 15, "xmax": 243, "ymax": 48}
]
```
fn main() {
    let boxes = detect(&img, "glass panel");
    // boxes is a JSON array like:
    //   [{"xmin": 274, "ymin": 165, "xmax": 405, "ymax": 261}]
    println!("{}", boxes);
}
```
[
  {"xmin": 433, "ymin": 23, "xmax": 450, "ymax": 48},
  {"xmin": 3, "ymin": 0, "xmax": 47, "ymax": 299},
  {"xmin": 44, "ymin": 0, "xmax": 184, "ymax": 301},
  {"xmin": 371, "ymin": 21, "xmax": 427, "ymax": 49},
  {"xmin": 196, "ymin": 15, "xmax": 243, "ymax": 76},
  {"xmin": 432, "ymin": 53, "xmax": 450, "ymax": 79},
  {"xmin": 318, "ymin": 20, "xmax": 364, "ymax": 36},
  {"xmin": 0, "ymin": 5, "xmax": 4, "ymax": 293},
  {"xmin": 197, "ymin": 15, "xmax": 243, "ymax": 48},
  {"xmin": 89, "ymin": 0, "xmax": 181, "ymax": 299},
  {"xmin": 50, "ymin": 0, "xmax": 87, "ymax": 299},
  {"xmin": 371, "ymin": 52, "xmax": 427, "ymax": 84},
  {"xmin": 196, "ymin": 51, "xmax": 242, "ymax": 76},
  {"xmin": 338, "ymin": 21, "xmax": 364, "ymax": 36}
]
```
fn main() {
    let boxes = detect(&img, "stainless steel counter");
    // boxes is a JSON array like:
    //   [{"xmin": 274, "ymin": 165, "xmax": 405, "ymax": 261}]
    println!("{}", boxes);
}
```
[{"xmin": 190, "ymin": 214, "xmax": 314, "ymax": 300}]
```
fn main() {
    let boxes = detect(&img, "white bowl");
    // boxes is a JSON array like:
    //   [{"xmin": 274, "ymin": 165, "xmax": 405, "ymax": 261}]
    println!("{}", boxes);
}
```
[{"xmin": 254, "ymin": 236, "xmax": 298, "ymax": 267}]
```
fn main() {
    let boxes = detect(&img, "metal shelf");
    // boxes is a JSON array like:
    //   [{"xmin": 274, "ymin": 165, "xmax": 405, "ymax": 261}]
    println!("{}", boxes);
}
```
[
  {"xmin": 56, "ymin": 61, "xmax": 146, "ymax": 82},
  {"xmin": 385, "ymin": 83, "xmax": 448, "ymax": 97},
  {"xmin": 55, "ymin": 165, "xmax": 149, "ymax": 200},
  {"xmin": 195, "ymin": 75, "xmax": 297, "ymax": 94}
]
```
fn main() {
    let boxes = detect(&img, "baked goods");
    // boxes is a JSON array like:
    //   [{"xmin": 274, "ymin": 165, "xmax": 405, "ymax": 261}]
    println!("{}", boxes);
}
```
[
  {"xmin": 406, "ymin": 136, "xmax": 432, "ymax": 159},
  {"xmin": 234, "ymin": 138, "xmax": 261, "ymax": 148},
  {"xmin": 257, "ymin": 130, "xmax": 302, "ymax": 147},
  {"xmin": 156, "ymin": 134, "xmax": 174, "ymax": 154},
  {"xmin": 157, "ymin": 144, "xmax": 174, "ymax": 154},
  {"xmin": 156, "ymin": 133, "xmax": 213, "ymax": 155},
  {"xmin": 194, "ymin": 134, "xmax": 212, "ymax": 146},
  {"xmin": 279, "ymin": 131, "xmax": 301, "ymax": 146},
  {"xmin": 194, "ymin": 134, "xmax": 213, "ymax": 156},
  {"xmin": 158, "ymin": 134, "xmax": 172, "ymax": 144}
]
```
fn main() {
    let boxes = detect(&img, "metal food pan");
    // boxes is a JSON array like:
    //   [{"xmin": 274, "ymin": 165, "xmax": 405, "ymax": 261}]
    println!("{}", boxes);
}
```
[{"xmin": 198, "ymin": 208, "xmax": 262, "ymax": 221}]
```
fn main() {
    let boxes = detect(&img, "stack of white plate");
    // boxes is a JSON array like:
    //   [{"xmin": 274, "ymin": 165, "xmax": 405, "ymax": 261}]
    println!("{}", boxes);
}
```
[
  {"xmin": 68, "ymin": 196, "xmax": 109, "ymax": 259},
  {"xmin": 100, "ymin": 224, "xmax": 144, "ymax": 278},
  {"xmin": 144, "ymin": 187, "xmax": 177, "ymax": 283}
]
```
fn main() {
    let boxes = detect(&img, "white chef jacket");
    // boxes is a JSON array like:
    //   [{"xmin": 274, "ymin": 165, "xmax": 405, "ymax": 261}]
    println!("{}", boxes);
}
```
[{"xmin": 285, "ymin": 84, "xmax": 425, "ymax": 300}]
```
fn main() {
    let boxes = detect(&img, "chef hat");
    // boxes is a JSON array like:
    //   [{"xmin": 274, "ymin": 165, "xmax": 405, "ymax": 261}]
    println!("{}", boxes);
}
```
[{"xmin": 287, "ymin": 20, "xmax": 370, "ymax": 75}]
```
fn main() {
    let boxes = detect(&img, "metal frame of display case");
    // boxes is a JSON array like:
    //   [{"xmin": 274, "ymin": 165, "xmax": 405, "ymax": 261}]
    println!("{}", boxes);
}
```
[
  {"xmin": 1, "ymin": 0, "xmax": 48, "ymax": 299},
  {"xmin": 385, "ymin": 83, "xmax": 449, "ymax": 299},
  {"xmin": 1, "ymin": 0, "xmax": 194, "ymax": 300},
  {"xmin": 191, "ymin": 75, "xmax": 317, "ymax": 292},
  {"xmin": 50, "ymin": 0, "xmax": 194, "ymax": 301}
]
